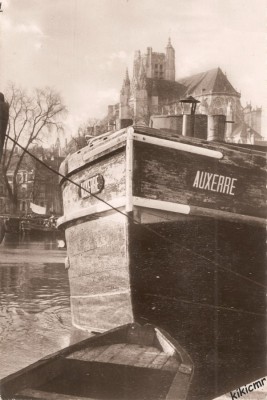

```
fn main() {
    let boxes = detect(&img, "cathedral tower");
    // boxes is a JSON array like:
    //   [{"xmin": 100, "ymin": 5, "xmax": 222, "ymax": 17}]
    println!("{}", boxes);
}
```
[{"xmin": 165, "ymin": 38, "xmax": 175, "ymax": 81}]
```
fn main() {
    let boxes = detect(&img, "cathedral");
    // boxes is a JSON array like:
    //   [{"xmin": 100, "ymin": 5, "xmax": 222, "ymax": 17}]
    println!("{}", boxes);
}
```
[{"xmin": 106, "ymin": 39, "xmax": 263, "ymax": 144}]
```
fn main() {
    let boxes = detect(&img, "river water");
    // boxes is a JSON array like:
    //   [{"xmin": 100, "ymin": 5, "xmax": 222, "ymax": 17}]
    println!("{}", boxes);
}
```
[
  {"xmin": 1, "ymin": 235, "xmax": 266, "ymax": 399},
  {"xmin": 0, "ymin": 235, "xmax": 89, "ymax": 379}
]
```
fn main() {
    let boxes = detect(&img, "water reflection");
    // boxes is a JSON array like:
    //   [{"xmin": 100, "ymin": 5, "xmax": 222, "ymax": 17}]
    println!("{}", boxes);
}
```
[
  {"xmin": 0, "ymin": 263, "xmax": 70, "ymax": 314},
  {"xmin": 3, "ymin": 232, "xmax": 60, "ymax": 250},
  {"xmin": 0, "ymin": 239, "xmax": 75, "ymax": 378}
]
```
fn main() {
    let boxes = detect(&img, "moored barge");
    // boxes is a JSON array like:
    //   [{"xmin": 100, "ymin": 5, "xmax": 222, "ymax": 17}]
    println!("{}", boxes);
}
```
[{"xmin": 58, "ymin": 116, "xmax": 266, "ymax": 399}]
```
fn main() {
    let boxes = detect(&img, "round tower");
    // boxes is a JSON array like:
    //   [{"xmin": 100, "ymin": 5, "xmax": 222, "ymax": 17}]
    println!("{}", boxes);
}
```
[{"xmin": 165, "ymin": 38, "xmax": 175, "ymax": 81}]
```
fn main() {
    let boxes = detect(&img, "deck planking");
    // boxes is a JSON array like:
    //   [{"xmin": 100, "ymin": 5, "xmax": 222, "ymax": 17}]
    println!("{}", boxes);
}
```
[{"xmin": 66, "ymin": 343, "xmax": 178, "ymax": 371}]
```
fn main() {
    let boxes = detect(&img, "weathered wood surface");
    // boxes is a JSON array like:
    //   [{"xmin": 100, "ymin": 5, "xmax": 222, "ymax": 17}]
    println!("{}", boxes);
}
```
[
  {"xmin": 1, "ymin": 323, "xmax": 193, "ymax": 400},
  {"xmin": 67, "ymin": 342, "xmax": 173, "ymax": 369},
  {"xmin": 66, "ymin": 129, "xmax": 127, "ymax": 175},
  {"xmin": 133, "ymin": 141, "xmax": 266, "ymax": 219},
  {"xmin": 61, "ymin": 149, "xmax": 126, "ymax": 219},
  {"xmin": 65, "ymin": 213, "xmax": 133, "ymax": 331},
  {"xmin": 134, "ymin": 126, "xmax": 266, "ymax": 160}
]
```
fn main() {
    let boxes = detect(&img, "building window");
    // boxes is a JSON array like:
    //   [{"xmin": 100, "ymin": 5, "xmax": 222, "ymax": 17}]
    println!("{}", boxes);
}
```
[
  {"xmin": 155, "ymin": 64, "xmax": 158, "ymax": 69},
  {"xmin": 0, "ymin": 185, "xmax": 3, "ymax": 195},
  {"xmin": 212, "ymin": 97, "xmax": 225, "ymax": 115}
]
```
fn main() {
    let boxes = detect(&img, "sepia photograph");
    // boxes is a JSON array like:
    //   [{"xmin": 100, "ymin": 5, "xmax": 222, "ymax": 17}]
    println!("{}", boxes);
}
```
[{"xmin": 0, "ymin": 1, "xmax": 266, "ymax": 399}]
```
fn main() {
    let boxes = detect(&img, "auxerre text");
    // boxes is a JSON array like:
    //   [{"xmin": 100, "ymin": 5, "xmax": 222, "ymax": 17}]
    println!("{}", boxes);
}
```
[{"xmin": 193, "ymin": 170, "xmax": 237, "ymax": 196}]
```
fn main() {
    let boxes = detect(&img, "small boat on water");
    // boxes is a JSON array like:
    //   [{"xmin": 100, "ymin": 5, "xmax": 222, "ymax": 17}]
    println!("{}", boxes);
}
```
[
  {"xmin": 0, "ymin": 323, "xmax": 194, "ymax": 400},
  {"xmin": 21, "ymin": 216, "xmax": 57, "ymax": 234},
  {"xmin": 20, "ymin": 216, "xmax": 65, "ymax": 242}
]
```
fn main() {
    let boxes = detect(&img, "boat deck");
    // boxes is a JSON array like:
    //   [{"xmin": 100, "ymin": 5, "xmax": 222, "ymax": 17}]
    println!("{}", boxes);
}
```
[
  {"xmin": 67, "ymin": 342, "xmax": 179, "ymax": 371},
  {"xmin": 12, "ymin": 338, "xmax": 183, "ymax": 400}
]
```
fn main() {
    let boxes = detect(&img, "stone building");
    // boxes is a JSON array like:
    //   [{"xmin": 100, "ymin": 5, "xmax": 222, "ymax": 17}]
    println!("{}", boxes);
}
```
[
  {"xmin": 0, "ymin": 146, "xmax": 64, "ymax": 216},
  {"xmin": 106, "ymin": 39, "xmax": 263, "ymax": 144}
]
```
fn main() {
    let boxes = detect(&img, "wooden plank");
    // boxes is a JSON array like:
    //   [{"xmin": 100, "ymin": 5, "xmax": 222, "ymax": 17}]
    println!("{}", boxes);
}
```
[
  {"xmin": 133, "ymin": 196, "xmax": 266, "ymax": 226},
  {"xmin": 130, "ymin": 348, "xmax": 161, "ymax": 368},
  {"xmin": 162, "ymin": 356, "xmax": 180, "ymax": 372},
  {"xmin": 155, "ymin": 328, "xmax": 176, "ymax": 356},
  {"xmin": 134, "ymin": 126, "xmax": 266, "ymax": 161},
  {"xmin": 66, "ymin": 345, "xmax": 110, "ymax": 362},
  {"xmin": 133, "ymin": 141, "xmax": 266, "ymax": 219},
  {"xmin": 68, "ymin": 341, "xmax": 165, "ymax": 368},
  {"xmin": 66, "ymin": 132, "xmax": 127, "ymax": 174},
  {"xmin": 16, "ymin": 388, "xmax": 96, "ymax": 400},
  {"xmin": 57, "ymin": 196, "xmax": 126, "ymax": 227},
  {"xmin": 107, "ymin": 344, "xmax": 149, "ymax": 366},
  {"xmin": 132, "ymin": 132, "xmax": 223, "ymax": 159},
  {"xmin": 93, "ymin": 343, "xmax": 127, "ymax": 362},
  {"xmin": 166, "ymin": 372, "xmax": 192, "ymax": 400},
  {"xmin": 147, "ymin": 353, "xmax": 170, "ymax": 369},
  {"xmin": 62, "ymin": 150, "xmax": 126, "ymax": 220}
]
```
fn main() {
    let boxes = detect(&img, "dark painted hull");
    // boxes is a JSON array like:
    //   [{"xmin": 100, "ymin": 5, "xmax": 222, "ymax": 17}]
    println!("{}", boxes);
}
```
[
  {"xmin": 58, "ymin": 126, "xmax": 267, "ymax": 399},
  {"xmin": 129, "ymin": 218, "xmax": 266, "ymax": 399}
]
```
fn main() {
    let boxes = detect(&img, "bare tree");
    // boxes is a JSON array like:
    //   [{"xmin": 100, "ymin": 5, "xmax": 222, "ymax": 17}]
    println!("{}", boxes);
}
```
[{"xmin": 1, "ymin": 83, "xmax": 67, "ymax": 214}]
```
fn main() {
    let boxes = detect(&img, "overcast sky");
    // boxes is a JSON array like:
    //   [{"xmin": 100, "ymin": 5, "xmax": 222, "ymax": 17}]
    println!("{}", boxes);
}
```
[{"xmin": 1, "ymin": 0, "xmax": 266, "ymax": 139}]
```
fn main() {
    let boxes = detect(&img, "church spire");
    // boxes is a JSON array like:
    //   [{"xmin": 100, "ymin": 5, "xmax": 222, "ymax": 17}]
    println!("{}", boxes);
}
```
[
  {"xmin": 165, "ymin": 37, "xmax": 175, "ymax": 81},
  {"xmin": 167, "ymin": 37, "xmax": 173, "ymax": 48},
  {"xmin": 124, "ymin": 68, "xmax": 130, "ymax": 85},
  {"xmin": 121, "ymin": 68, "xmax": 131, "ymax": 96}
]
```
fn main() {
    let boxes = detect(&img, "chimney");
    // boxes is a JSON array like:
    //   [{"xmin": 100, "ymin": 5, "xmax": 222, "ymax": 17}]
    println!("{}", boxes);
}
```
[
  {"xmin": 182, "ymin": 115, "xmax": 194, "ymax": 137},
  {"xmin": 207, "ymin": 115, "xmax": 226, "ymax": 142}
]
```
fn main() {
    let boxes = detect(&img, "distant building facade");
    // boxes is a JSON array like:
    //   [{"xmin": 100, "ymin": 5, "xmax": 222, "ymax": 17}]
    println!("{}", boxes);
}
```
[
  {"xmin": 106, "ymin": 39, "xmax": 263, "ymax": 144},
  {"xmin": 0, "ymin": 144, "xmax": 64, "ymax": 216}
]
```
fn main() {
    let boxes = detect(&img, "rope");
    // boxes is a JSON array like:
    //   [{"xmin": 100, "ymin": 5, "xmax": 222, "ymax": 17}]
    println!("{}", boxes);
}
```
[{"xmin": 5, "ymin": 134, "xmax": 267, "ymax": 292}]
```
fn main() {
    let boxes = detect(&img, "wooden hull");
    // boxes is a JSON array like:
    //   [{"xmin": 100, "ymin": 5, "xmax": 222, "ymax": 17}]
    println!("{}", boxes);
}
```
[
  {"xmin": 0, "ymin": 323, "xmax": 194, "ymax": 400},
  {"xmin": 58, "ymin": 126, "xmax": 267, "ymax": 399}
]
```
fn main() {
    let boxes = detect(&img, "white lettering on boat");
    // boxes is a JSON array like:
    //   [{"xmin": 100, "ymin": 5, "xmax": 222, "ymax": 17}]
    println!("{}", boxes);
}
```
[
  {"xmin": 193, "ymin": 171, "xmax": 237, "ymax": 195},
  {"xmin": 80, "ymin": 174, "xmax": 104, "ymax": 198}
]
